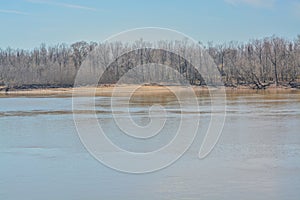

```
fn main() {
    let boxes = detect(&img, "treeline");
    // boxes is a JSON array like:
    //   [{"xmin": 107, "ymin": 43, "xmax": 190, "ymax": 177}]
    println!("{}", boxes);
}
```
[
  {"xmin": 207, "ymin": 35, "xmax": 300, "ymax": 89},
  {"xmin": 0, "ymin": 41, "xmax": 97, "ymax": 88},
  {"xmin": 0, "ymin": 35, "xmax": 300, "ymax": 90}
]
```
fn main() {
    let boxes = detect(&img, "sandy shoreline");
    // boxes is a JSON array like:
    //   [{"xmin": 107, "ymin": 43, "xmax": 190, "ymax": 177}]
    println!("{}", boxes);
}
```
[{"xmin": 0, "ymin": 84, "xmax": 299, "ymax": 97}]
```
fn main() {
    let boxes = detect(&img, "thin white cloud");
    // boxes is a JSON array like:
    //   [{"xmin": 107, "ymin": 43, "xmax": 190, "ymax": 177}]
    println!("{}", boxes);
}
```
[
  {"xmin": 26, "ymin": 0, "xmax": 97, "ymax": 12},
  {"xmin": 225, "ymin": 0, "xmax": 276, "ymax": 8},
  {"xmin": 0, "ymin": 9, "xmax": 29, "ymax": 15}
]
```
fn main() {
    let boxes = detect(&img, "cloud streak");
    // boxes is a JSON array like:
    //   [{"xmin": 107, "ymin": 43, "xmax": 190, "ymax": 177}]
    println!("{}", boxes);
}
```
[
  {"xmin": 225, "ymin": 0, "xmax": 276, "ymax": 8},
  {"xmin": 26, "ymin": 0, "xmax": 97, "ymax": 12},
  {"xmin": 0, "ymin": 9, "xmax": 29, "ymax": 15}
]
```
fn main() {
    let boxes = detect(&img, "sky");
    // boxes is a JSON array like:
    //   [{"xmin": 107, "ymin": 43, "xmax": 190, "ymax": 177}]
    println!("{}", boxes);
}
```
[{"xmin": 0, "ymin": 0, "xmax": 299, "ymax": 49}]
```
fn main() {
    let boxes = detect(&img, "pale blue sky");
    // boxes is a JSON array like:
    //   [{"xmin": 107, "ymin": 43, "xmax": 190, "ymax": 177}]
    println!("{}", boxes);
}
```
[{"xmin": 0, "ymin": 0, "xmax": 299, "ymax": 49}]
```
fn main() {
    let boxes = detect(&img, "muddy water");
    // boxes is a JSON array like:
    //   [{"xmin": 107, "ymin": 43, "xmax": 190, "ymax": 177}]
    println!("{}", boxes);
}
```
[{"xmin": 0, "ymin": 90, "xmax": 300, "ymax": 200}]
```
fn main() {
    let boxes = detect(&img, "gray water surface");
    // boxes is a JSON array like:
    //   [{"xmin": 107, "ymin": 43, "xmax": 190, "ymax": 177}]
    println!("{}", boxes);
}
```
[{"xmin": 1, "ymin": 91, "xmax": 300, "ymax": 200}]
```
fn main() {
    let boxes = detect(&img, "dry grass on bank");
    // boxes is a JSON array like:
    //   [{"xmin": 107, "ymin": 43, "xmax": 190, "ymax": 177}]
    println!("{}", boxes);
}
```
[{"xmin": 0, "ymin": 84, "xmax": 299, "ymax": 97}]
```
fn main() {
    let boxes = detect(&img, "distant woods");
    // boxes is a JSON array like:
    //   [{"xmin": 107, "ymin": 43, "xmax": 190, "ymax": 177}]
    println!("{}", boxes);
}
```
[{"xmin": 0, "ymin": 35, "xmax": 300, "ymax": 90}]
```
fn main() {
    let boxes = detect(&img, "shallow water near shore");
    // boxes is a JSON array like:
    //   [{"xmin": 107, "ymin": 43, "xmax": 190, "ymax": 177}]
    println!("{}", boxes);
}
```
[{"xmin": 1, "ymin": 90, "xmax": 300, "ymax": 200}]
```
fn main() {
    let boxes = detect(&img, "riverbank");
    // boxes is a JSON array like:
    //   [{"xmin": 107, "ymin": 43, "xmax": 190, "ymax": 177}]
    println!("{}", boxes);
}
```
[{"xmin": 1, "ymin": 84, "xmax": 299, "ymax": 97}]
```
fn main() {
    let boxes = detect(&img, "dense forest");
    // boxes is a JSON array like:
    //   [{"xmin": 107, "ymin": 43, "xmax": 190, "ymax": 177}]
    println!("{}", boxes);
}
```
[{"xmin": 0, "ymin": 35, "xmax": 300, "ymax": 90}]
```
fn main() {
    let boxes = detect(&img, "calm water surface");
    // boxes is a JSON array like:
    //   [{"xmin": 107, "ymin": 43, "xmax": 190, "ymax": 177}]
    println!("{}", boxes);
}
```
[{"xmin": 1, "ymin": 91, "xmax": 300, "ymax": 200}]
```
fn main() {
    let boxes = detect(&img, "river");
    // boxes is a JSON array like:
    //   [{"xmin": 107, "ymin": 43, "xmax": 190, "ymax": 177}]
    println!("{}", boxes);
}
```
[{"xmin": 1, "ymin": 90, "xmax": 300, "ymax": 200}]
